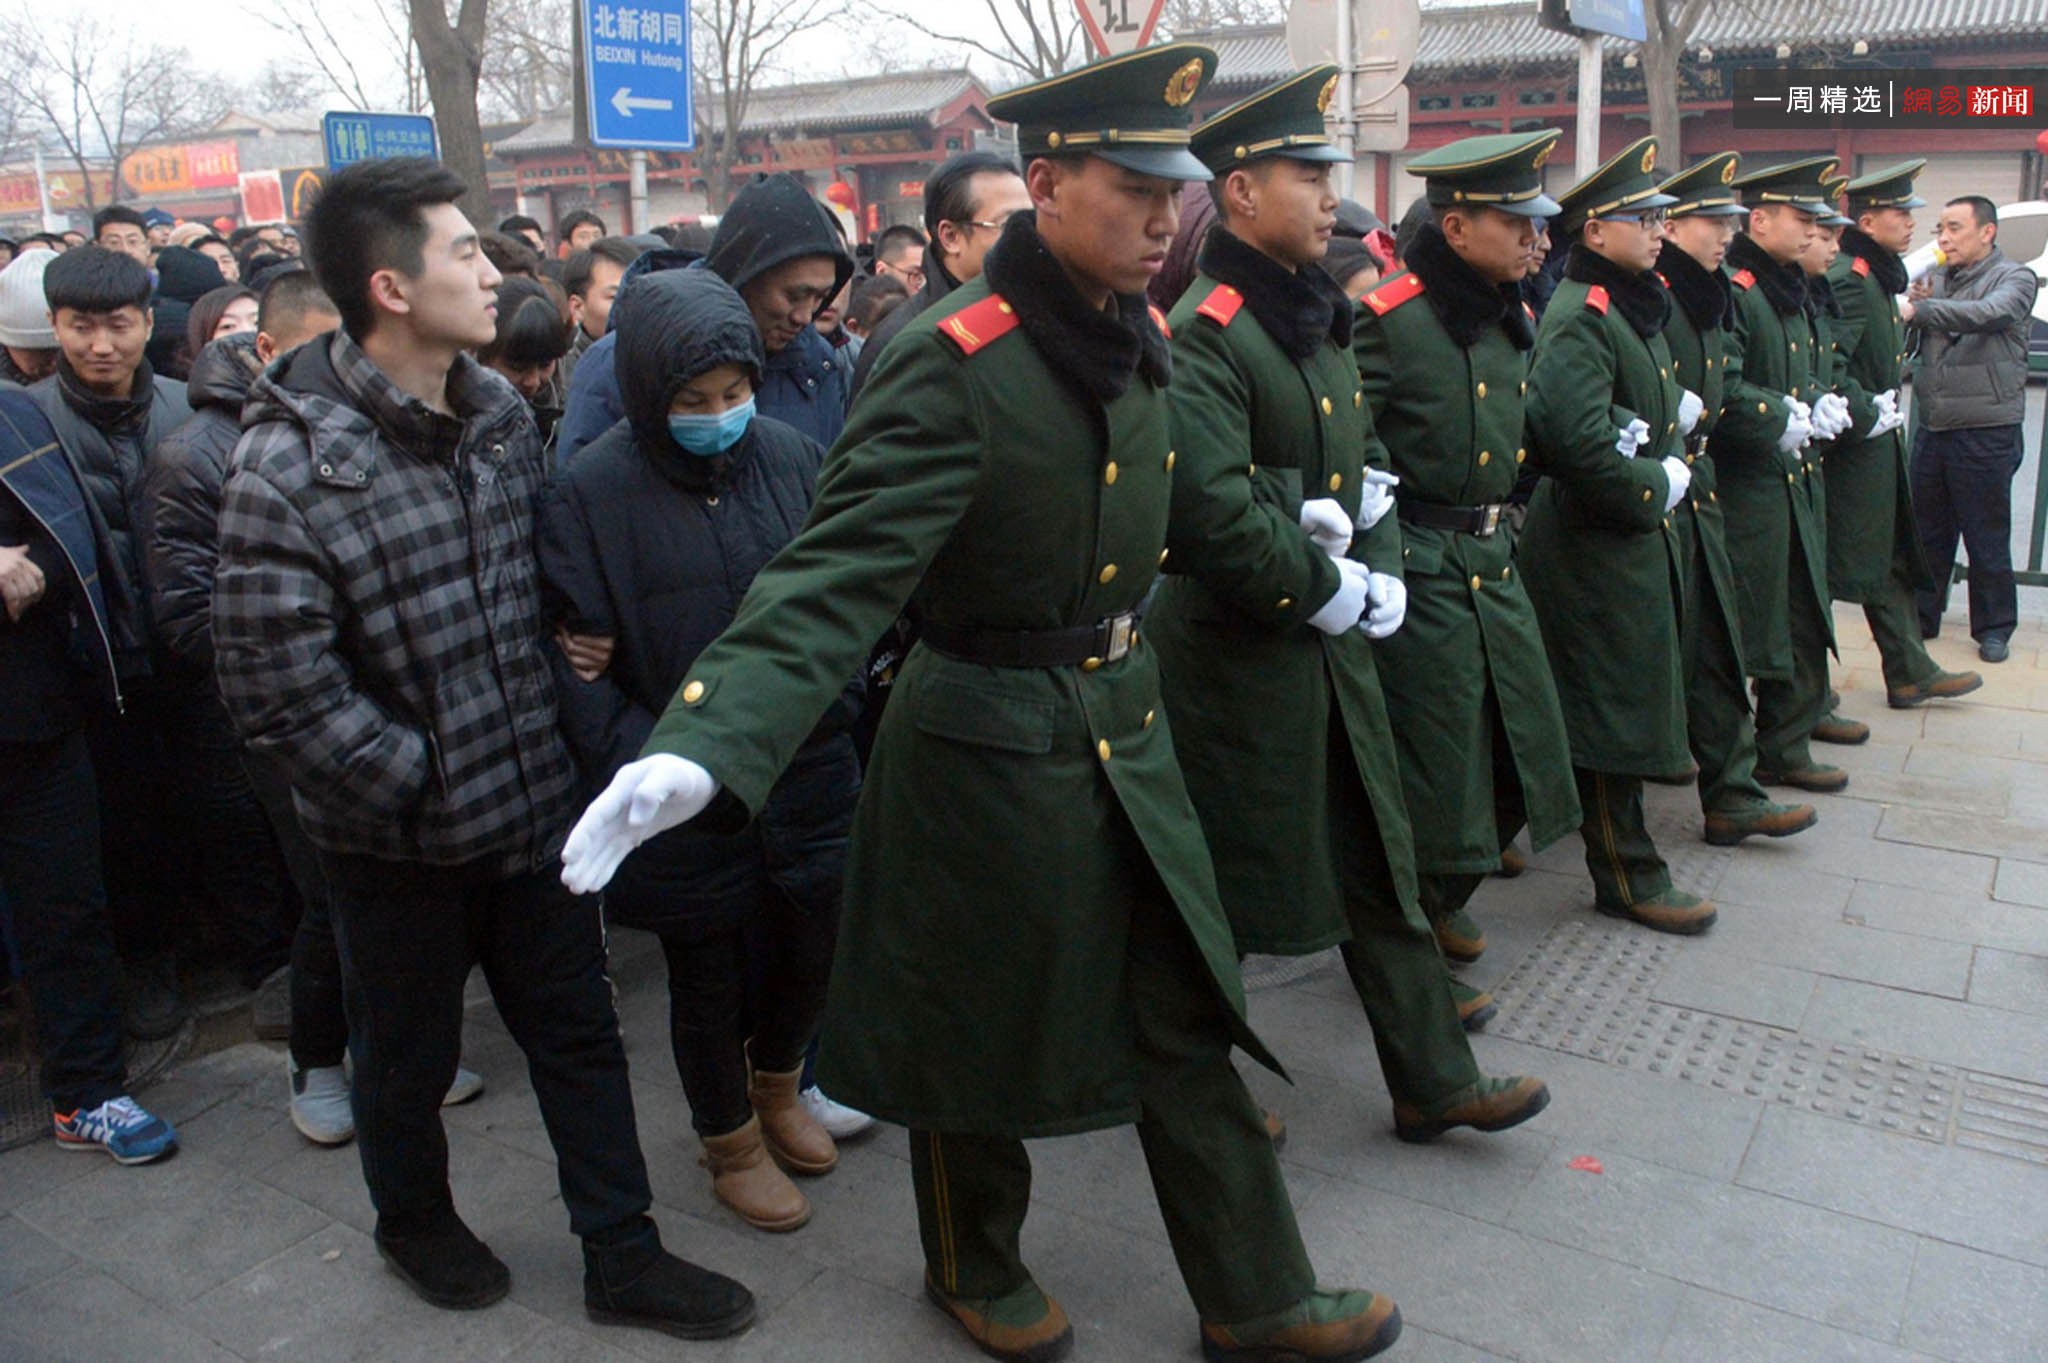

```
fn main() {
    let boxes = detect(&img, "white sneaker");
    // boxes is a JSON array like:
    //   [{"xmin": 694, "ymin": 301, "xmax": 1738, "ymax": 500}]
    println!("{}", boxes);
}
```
[
  {"xmin": 800, "ymin": 1084, "xmax": 874, "ymax": 1138},
  {"xmin": 441, "ymin": 1065, "xmax": 485, "ymax": 1107},
  {"xmin": 288, "ymin": 1059, "xmax": 354, "ymax": 1145}
]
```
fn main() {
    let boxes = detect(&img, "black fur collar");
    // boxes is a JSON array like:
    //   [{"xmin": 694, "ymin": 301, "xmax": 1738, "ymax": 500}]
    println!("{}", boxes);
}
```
[
  {"xmin": 1656, "ymin": 240, "xmax": 1733, "ymax": 333},
  {"xmin": 1195, "ymin": 224, "xmax": 1352, "ymax": 360},
  {"xmin": 1406, "ymin": 224, "xmax": 1535, "ymax": 350},
  {"xmin": 1564, "ymin": 242, "xmax": 1673, "ymax": 340},
  {"xmin": 981, "ymin": 210, "xmax": 1171, "ymax": 402},
  {"xmin": 1805, "ymin": 269, "xmax": 1843, "ymax": 320},
  {"xmin": 1838, "ymin": 226, "xmax": 1908, "ymax": 295},
  {"xmin": 1727, "ymin": 232, "xmax": 1808, "ymax": 317}
]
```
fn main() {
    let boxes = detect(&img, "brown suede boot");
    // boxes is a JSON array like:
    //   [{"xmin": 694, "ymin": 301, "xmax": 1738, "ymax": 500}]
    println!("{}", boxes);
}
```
[
  {"xmin": 747, "ymin": 1053, "xmax": 838, "ymax": 1176},
  {"xmin": 700, "ymin": 1117, "xmax": 809, "ymax": 1232},
  {"xmin": 1392, "ymin": 1076, "xmax": 1551, "ymax": 1144}
]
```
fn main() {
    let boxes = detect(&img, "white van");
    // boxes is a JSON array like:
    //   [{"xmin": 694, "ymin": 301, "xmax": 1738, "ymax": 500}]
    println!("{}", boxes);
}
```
[{"xmin": 1990, "ymin": 200, "xmax": 2048, "ymax": 376}]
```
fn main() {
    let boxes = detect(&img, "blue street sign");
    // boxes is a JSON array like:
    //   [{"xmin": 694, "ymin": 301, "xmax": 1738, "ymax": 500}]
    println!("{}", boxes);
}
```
[
  {"xmin": 1566, "ymin": 0, "xmax": 1645, "ymax": 42},
  {"xmin": 582, "ymin": 0, "xmax": 696, "ymax": 151},
  {"xmin": 322, "ymin": 111, "xmax": 441, "ymax": 171}
]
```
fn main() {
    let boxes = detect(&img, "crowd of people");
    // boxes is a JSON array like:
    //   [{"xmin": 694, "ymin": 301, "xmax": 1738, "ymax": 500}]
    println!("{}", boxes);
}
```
[{"xmin": 0, "ymin": 38, "xmax": 2040, "ymax": 1363}]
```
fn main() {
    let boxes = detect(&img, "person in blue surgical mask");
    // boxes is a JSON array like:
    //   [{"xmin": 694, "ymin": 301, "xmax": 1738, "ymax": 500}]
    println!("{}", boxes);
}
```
[{"xmin": 534, "ymin": 268, "xmax": 864, "ymax": 1235}]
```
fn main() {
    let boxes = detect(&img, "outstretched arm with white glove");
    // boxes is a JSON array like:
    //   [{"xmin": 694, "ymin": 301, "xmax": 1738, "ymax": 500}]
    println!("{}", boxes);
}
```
[
  {"xmin": 1867, "ymin": 388, "xmax": 1906, "ymax": 437},
  {"xmin": 561, "ymin": 755, "xmax": 720, "ymax": 893}
]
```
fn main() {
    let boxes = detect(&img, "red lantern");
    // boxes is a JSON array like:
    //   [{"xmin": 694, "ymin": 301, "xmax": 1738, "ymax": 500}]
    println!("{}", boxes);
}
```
[
  {"xmin": 2036, "ymin": 127, "xmax": 2048, "ymax": 155},
  {"xmin": 824, "ymin": 179, "xmax": 858, "ymax": 210}
]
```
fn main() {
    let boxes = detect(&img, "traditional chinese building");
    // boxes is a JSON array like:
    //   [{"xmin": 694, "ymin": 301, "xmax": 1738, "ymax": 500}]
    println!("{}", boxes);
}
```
[
  {"xmin": 1193, "ymin": 0, "xmax": 2048, "ymax": 230},
  {"xmin": 491, "ymin": 69, "xmax": 994, "ymax": 241}
]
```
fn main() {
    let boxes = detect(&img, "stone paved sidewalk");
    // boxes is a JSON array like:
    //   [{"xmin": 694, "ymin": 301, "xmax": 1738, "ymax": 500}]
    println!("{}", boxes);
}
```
[{"xmin": 2, "ymin": 606, "xmax": 2045, "ymax": 1363}]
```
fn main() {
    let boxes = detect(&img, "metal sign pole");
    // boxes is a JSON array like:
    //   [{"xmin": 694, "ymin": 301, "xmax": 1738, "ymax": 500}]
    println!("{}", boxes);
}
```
[
  {"xmin": 1335, "ymin": 0, "xmax": 1355, "ymax": 199},
  {"xmin": 630, "ymin": 149, "xmax": 650, "ymax": 232},
  {"xmin": 1576, "ymin": 34, "xmax": 1603, "ymax": 183}
]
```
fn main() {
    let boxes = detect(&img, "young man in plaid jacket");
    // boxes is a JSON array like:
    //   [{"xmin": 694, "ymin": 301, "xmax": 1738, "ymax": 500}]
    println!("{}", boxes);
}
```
[{"xmin": 211, "ymin": 157, "xmax": 753, "ymax": 1340}]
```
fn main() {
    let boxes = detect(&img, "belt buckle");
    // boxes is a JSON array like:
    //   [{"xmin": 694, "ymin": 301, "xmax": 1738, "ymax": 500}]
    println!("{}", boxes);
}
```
[
  {"xmin": 1476, "ymin": 504, "xmax": 1502, "ymax": 538},
  {"xmin": 1103, "ymin": 613, "xmax": 1135, "ymax": 662}
]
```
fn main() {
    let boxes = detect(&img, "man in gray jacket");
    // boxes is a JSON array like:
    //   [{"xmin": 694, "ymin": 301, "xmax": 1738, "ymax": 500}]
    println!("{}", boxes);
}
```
[{"xmin": 1906, "ymin": 195, "xmax": 2041, "ymax": 662}]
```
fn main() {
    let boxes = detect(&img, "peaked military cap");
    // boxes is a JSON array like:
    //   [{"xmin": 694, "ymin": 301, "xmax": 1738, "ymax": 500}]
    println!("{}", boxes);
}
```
[
  {"xmin": 1731, "ymin": 155, "xmax": 1837, "ymax": 217},
  {"xmin": 1552, "ymin": 136, "xmax": 1679, "ymax": 236},
  {"xmin": 1660, "ymin": 151, "xmax": 1746, "ymax": 219},
  {"xmin": 1844, "ymin": 158, "xmax": 1928, "ymax": 213},
  {"xmin": 1191, "ymin": 65, "xmax": 1348, "ymax": 174},
  {"xmin": 987, "ymin": 42, "xmax": 1218, "ymax": 181},
  {"xmin": 1409, "ymin": 129, "xmax": 1564, "ymax": 218},
  {"xmin": 1819, "ymin": 176, "xmax": 1853, "ymax": 227}
]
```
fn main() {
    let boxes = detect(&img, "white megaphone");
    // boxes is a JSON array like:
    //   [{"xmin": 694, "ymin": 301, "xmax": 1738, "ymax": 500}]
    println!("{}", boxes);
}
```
[{"xmin": 1902, "ymin": 243, "xmax": 1947, "ymax": 284}]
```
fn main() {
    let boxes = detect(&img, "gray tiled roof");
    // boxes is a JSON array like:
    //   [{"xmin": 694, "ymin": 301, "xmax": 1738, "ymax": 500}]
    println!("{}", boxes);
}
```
[
  {"xmin": 1196, "ymin": 0, "xmax": 2048, "ymax": 89},
  {"xmin": 496, "ymin": 69, "xmax": 986, "ymax": 154}
]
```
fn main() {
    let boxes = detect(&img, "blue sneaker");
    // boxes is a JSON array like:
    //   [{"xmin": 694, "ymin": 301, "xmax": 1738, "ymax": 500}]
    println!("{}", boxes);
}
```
[{"xmin": 53, "ymin": 1096, "xmax": 179, "ymax": 1165}]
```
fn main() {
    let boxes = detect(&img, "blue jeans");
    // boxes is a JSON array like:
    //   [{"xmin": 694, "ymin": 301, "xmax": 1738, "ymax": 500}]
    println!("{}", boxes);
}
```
[{"xmin": 1913, "ymin": 424, "xmax": 2024, "ymax": 642}]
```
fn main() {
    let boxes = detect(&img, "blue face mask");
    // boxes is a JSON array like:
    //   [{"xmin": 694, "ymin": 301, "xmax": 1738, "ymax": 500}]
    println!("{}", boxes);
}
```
[{"xmin": 667, "ymin": 398, "xmax": 755, "ymax": 457}]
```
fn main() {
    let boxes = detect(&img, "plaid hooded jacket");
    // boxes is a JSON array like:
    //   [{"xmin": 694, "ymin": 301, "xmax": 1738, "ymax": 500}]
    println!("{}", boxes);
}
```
[{"xmin": 212, "ymin": 328, "xmax": 579, "ymax": 874}]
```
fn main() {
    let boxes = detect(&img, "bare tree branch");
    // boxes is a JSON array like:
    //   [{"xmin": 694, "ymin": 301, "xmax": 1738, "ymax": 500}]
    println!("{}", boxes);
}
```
[
  {"xmin": 691, "ymin": 0, "xmax": 849, "ymax": 208},
  {"xmin": 882, "ymin": 0, "xmax": 1083, "ymax": 84}
]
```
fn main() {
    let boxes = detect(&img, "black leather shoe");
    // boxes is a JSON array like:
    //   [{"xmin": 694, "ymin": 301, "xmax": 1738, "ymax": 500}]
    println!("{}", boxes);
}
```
[
  {"xmin": 585, "ymin": 1216, "xmax": 756, "ymax": 1340},
  {"xmin": 375, "ymin": 1212, "xmax": 510, "ymax": 1310},
  {"xmin": 1979, "ymin": 635, "xmax": 2011, "ymax": 664}
]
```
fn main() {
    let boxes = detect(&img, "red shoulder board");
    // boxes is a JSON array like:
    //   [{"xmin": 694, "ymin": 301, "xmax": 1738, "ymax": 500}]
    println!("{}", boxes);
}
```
[
  {"xmin": 1148, "ymin": 303, "xmax": 1172, "ymax": 339},
  {"xmin": 1655, "ymin": 271, "xmax": 1670, "ymax": 287},
  {"xmin": 1195, "ymin": 283, "xmax": 1244, "ymax": 328},
  {"xmin": 1585, "ymin": 285, "xmax": 1611, "ymax": 315},
  {"xmin": 1524, "ymin": 301, "xmax": 1537, "ymax": 321},
  {"xmin": 1731, "ymin": 269, "xmax": 1757, "ymax": 291},
  {"xmin": 1363, "ymin": 271, "xmax": 1426, "ymax": 316},
  {"xmin": 1852, "ymin": 256, "xmax": 1872, "ymax": 278},
  {"xmin": 936, "ymin": 293, "xmax": 1021, "ymax": 356}
]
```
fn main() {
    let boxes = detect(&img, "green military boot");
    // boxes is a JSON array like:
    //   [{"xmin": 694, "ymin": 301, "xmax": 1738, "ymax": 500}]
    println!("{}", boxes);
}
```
[
  {"xmin": 1703, "ymin": 799, "xmax": 1818, "ymax": 847},
  {"xmin": 1434, "ymin": 908, "xmax": 1487, "ymax": 963},
  {"xmin": 1451, "ymin": 979, "xmax": 1496, "ymax": 1032},
  {"xmin": 1811, "ymin": 712, "xmax": 1870, "ymax": 745},
  {"xmin": 1596, "ymin": 887, "xmax": 1718, "ymax": 935},
  {"xmin": 1493, "ymin": 846, "xmax": 1528, "ymax": 879},
  {"xmin": 1888, "ymin": 669, "xmax": 1983, "ymax": 708},
  {"xmin": 1392, "ymin": 1076, "xmax": 1550, "ymax": 1143},
  {"xmin": 1753, "ymin": 762, "xmax": 1848, "ymax": 794},
  {"xmin": 1200, "ymin": 1288, "xmax": 1402, "ymax": 1362},
  {"xmin": 925, "ymin": 1273, "xmax": 1073, "ymax": 1363}
]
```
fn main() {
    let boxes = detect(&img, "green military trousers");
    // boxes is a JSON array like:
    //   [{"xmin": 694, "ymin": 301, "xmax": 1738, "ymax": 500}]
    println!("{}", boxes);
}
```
[
  {"xmin": 1575, "ymin": 768, "xmax": 1673, "ymax": 910},
  {"xmin": 1415, "ymin": 684, "xmax": 1528, "ymax": 931},
  {"xmin": 1755, "ymin": 533, "xmax": 1833, "ymax": 773},
  {"xmin": 1329, "ymin": 718, "xmax": 1483, "ymax": 1108},
  {"xmin": 1841, "ymin": 552, "xmax": 1943, "ymax": 694},
  {"xmin": 908, "ymin": 890, "xmax": 1314, "ymax": 1323},
  {"xmin": 1677, "ymin": 509, "xmax": 1774, "ymax": 814}
]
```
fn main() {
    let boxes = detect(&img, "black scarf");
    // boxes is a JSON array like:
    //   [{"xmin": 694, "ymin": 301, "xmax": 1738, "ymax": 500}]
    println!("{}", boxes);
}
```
[
  {"xmin": 981, "ymin": 211, "xmax": 1171, "ymax": 402},
  {"xmin": 1805, "ymin": 269, "xmax": 1843, "ymax": 322},
  {"xmin": 1656, "ymin": 240, "xmax": 1734, "ymax": 333},
  {"xmin": 1195, "ymin": 224, "xmax": 1352, "ymax": 360},
  {"xmin": 1405, "ymin": 224, "xmax": 1535, "ymax": 351},
  {"xmin": 1564, "ymin": 242, "xmax": 1673, "ymax": 339},
  {"xmin": 56, "ymin": 356, "xmax": 155, "ymax": 436},
  {"xmin": 1838, "ymin": 226, "xmax": 1908, "ymax": 296},
  {"xmin": 1727, "ymin": 232, "xmax": 1808, "ymax": 317}
]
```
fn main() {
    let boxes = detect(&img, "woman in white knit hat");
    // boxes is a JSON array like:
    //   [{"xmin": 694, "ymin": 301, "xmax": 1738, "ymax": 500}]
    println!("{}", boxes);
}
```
[{"xmin": 0, "ymin": 249, "xmax": 59, "ymax": 387}]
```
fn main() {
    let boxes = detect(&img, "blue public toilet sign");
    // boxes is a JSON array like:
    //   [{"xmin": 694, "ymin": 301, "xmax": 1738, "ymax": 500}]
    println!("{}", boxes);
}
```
[
  {"xmin": 323, "ymin": 112, "xmax": 440, "ymax": 170},
  {"xmin": 583, "ymin": 0, "xmax": 696, "ymax": 151}
]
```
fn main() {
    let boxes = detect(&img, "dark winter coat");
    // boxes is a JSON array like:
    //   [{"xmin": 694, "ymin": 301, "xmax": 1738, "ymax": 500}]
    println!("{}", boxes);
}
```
[
  {"xmin": 213, "ymin": 329, "xmax": 580, "ymax": 875},
  {"xmin": 535, "ymin": 270, "xmax": 859, "ymax": 932},
  {"xmin": 143, "ymin": 331, "xmax": 262, "ymax": 670},
  {"xmin": 146, "ymin": 246, "xmax": 227, "ymax": 379}
]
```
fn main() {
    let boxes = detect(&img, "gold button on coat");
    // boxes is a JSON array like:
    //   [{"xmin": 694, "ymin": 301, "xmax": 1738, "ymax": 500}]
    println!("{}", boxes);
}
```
[
  {"xmin": 1097, "ymin": 739, "xmax": 1112, "ymax": 761},
  {"xmin": 1641, "ymin": 488, "xmax": 1653, "ymax": 502},
  {"xmin": 1478, "ymin": 450, "xmax": 1490, "ymax": 466},
  {"xmin": 1098, "ymin": 564, "xmax": 1117, "ymax": 584},
  {"xmin": 1103, "ymin": 462, "xmax": 1118, "ymax": 485},
  {"xmin": 1276, "ymin": 596, "xmax": 1293, "ymax": 610},
  {"xmin": 682, "ymin": 680, "xmax": 705, "ymax": 704},
  {"xmin": 1158, "ymin": 548, "xmax": 1169, "ymax": 566},
  {"xmin": 1353, "ymin": 391, "xmax": 1363, "ymax": 408},
  {"xmin": 1476, "ymin": 382, "xmax": 1488, "ymax": 399},
  {"xmin": 1320, "ymin": 396, "xmax": 1333, "ymax": 415},
  {"xmin": 1469, "ymin": 574, "xmax": 1483, "ymax": 590},
  {"xmin": 1165, "ymin": 450, "xmax": 1177, "ymax": 471},
  {"xmin": 1328, "ymin": 473, "xmax": 1342, "ymax": 491},
  {"xmin": 1082, "ymin": 657, "xmax": 1102, "ymax": 673},
  {"xmin": 1515, "ymin": 448, "xmax": 1526, "ymax": 464},
  {"xmin": 1143, "ymin": 710, "xmax": 1156, "ymax": 728}
]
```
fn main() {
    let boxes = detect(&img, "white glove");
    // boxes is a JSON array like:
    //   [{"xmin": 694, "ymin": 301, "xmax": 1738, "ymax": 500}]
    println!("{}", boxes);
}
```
[
  {"xmin": 1677, "ymin": 388, "xmax": 1705, "ymax": 436},
  {"xmin": 1361, "ymin": 572, "xmax": 1407, "ymax": 639},
  {"xmin": 1299, "ymin": 497, "xmax": 1353, "ymax": 558},
  {"xmin": 1615, "ymin": 417, "xmax": 1652, "ymax": 460},
  {"xmin": 1777, "ymin": 396, "xmax": 1814, "ymax": 455},
  {"xmin": 1659, "ymin": 456, "xmax": 1693, "ymax": 513},
  {"xmin": 1869, "ymin": 402, "xmax": 1907, "ymax": 438},
  {"xmin": 1876, "ymin": 387, "xmax": 1900, "ymax": 413},
  {"xmin": 1354, "ymin": 467, "xmax": 1400, "ymax": 531},
  {"xmin": 1812, "ymin": 392, "xmax": 1852, "ymax": 440},
  {"xmin": 560, "ymin": 754, "xmax": 719, "ymax": 894},
  {"xmin": 1306, "ymin": 556, "xmax": 1372, "ymax": 635}
]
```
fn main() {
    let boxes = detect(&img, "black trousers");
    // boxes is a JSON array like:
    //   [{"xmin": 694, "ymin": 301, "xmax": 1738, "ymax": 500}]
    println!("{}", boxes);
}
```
[
  {"xmin": 319, "ymin": 850, "xmax": 652, "ymax": 1240},
  {"xmin": 1913, "ymin": 424, "xmax": 2024, "ymax": 642},
  {"xmin": 241, "ymin": 749, "xmax": 349, "ymax": 1069},
  {"xmin": 0, "ymin": 733, "xmax": 127, "ymax": 1112}
]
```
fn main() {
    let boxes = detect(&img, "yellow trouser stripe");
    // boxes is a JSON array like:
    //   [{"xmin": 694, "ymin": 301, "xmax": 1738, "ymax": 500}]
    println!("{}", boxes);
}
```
[
  {"xmin": 1597, "ymin": 772, "xmax": 1633, "ymax": 907},
  {"xmin": 930, "ymin": 1131, "xmax": 957, "ymax": 1292}
]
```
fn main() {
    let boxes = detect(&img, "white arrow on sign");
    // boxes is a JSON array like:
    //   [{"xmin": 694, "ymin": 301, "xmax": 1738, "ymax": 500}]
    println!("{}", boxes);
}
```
[{"xmin": 610, "ymin": 87, "xmax": 674, "ymax": 118}]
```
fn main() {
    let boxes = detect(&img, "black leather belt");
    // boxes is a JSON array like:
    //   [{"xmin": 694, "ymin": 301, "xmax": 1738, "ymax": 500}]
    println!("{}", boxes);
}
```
[
  {"xmin": 922, "ymin": 610, "xmax": 1141, "ymax": 669},
  {"xmin": 1398, "ymin": 499, "xmax": 1508, "ymax": 538}
]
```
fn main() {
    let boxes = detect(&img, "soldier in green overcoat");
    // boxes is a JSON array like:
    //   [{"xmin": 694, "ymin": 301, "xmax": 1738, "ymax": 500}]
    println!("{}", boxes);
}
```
[
  {"xmin": 558, "ymin": 44, "xmax": 1403, "ymax": 1363},
  {"xmin": 1146, "ymin": 67, "xmax": 1548, "ymax": 1140},
  {"xmin": 1352, "ymin": 131, "xmax": 1581, "ymax": 996},
  {"xmin": 1654, "ymin": 153, "xmax": 1819, "ymax": 845},
  {"xmin": 1718, "ymin": 157, "xmax": 1845, "ymax": 792},
  {"xmin": 1517, "ymin": 137, "xmax": 1719, "ymax": 933},
  {"xmin": 1818, "ymin": 161, "xmax": 1981, "ymax": 726}
]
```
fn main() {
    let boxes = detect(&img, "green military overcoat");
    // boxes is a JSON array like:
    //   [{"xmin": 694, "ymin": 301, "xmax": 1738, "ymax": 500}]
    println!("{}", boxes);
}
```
[
  {"xmin": 1823, "ymin": 244, "xmax": 1935, "ymax": 599},
  {"xmin": 1518, "ymin": 268, "xmax": 1691, "ymax": 777},
  {"xmin": 1351, "ymin": 248, "xmax": 1579, "ymax": 874},
  {"xmin": 1715, "ymin": 245, "xmax": 1835, "ymax": 679},
  {"xmin": 640, "ymin": 231, "xmax": 1274, "ymax": 1140},
  {"xmin": 1146, "ymin": 248, "xmax": 1415, "ymax": 955},
  {"xmin": 1659, "ymin": 251, "xmax": 1749, "ymax": 670}
]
